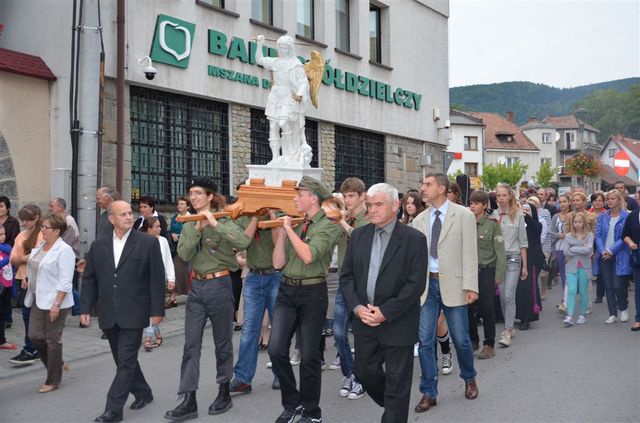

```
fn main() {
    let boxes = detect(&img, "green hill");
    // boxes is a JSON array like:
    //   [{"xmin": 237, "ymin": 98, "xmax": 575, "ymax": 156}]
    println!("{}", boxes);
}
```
[{"xmin": 450, "ymin": 78, "xmax": 640, "ymax": 126}]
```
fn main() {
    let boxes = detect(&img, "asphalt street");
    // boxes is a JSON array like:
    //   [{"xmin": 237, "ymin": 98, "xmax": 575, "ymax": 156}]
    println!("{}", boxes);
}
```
[{"xmin": 1, "ymin": 285, "xmax": 638, "ymax": 423}]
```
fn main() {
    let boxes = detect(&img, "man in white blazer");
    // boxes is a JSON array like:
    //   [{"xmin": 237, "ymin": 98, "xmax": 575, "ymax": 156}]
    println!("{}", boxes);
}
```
[{"xmin": 410, "ymin": 173, "xmax": 479, "ymax": 413}]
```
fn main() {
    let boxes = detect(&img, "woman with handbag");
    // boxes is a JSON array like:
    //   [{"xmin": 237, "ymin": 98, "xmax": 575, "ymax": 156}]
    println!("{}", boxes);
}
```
[
  {"xmin": 622, "ymin": 206, "xmax": 640, "ymax": 331},
  {"xmin": 595, "ymin": 190, "xmax": 631, "ymax": 325}
]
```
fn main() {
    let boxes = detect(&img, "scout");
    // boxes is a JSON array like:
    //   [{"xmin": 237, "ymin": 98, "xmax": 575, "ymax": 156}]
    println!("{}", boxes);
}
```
[
  {"xmin": 269, "ymin": 176, "xmax": 344, "ymax": 423},
  {"xmin": 165, "ymin": 177, "xmax": 251, "ymax": 422},
  {"xmin": 468, "ymin": 190, "xmax": 506, "ymax": 359}
]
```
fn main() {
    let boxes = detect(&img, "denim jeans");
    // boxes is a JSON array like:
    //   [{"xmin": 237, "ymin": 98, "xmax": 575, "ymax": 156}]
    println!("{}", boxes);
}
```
[
  {"xmin": 233, "ymin": 271, "xmax": 281, "ymax": 384},
  {"xmin": 332, "ymin": 287, "xmax": 355, "ymax": 379},
  {"xmin": 600, "ymin": 258, "xmax": 628, "ymax": 317},
  {"xmin": 418, "ymin": 277, "xmax": 477, "ymax": 399},
  {"xmin": 500, "ymin": 254, "xmax": 521, "ymax": 331},
  {"xmin": 22, "ymin": 305, "xmax": 35, "ymax": 353},
  {"xmin": 632, "ymin": 267, "xmax": 640, "ymax": 323}
]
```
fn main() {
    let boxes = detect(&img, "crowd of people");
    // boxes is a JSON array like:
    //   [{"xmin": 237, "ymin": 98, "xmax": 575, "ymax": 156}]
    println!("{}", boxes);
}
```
[{"xmin": 0, "ymin": 174, "xmax": 638, "ymax": 423}]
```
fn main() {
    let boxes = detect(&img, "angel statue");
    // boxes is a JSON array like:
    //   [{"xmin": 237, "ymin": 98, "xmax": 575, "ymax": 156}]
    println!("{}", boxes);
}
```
[{"xmin": 255, "ymin": 34, "xmax": 324, "ymax": 167}]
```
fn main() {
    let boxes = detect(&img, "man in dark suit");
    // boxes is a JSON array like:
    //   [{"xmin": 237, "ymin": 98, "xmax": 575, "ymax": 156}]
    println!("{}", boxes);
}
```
[
  {"xmin": 340, "ymin": 183, "xmax": 428, "ymax": 423},
  {"xmin": 80, "ymin": 200, "xmax": 165, "ymax": 422}
]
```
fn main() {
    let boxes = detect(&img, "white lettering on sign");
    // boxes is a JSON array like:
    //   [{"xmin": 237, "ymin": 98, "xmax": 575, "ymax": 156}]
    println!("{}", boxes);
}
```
[{"xmin": 614, "ymin": 159, "xmax": 630, "ymax": 168}]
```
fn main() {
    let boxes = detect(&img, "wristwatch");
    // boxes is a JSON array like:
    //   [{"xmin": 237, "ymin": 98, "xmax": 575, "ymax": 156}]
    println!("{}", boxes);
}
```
[{"xmin": 53, "ymin": 302, "xmax": 62, "ymax": 308}]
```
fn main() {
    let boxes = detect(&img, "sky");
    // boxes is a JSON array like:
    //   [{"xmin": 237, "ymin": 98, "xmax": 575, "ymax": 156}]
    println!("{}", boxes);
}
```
[{"xmin": 448, "ymin": 0, "xmax": 640, "ymax": 88}]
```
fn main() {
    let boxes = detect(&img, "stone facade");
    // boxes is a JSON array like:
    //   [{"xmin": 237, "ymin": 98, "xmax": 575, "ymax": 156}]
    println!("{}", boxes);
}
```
[
  {"xmin": 319, "ymin": 122, "xmax": 336, "ymax": 192},
  {"xmin": 0, "ymin": 132, "xmax": 17, "ymax": 199},
  {"xmin": 230, "ymin": 104, "xmax": 252, "ymax": 193},
  {"xmin": 385, "ymin": 135, "xmax": 444, "ymax": 193}
]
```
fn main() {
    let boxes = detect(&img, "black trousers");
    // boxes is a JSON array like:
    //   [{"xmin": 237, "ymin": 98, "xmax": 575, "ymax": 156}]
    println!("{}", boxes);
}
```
[
  {"xmin": 268, "ymin": 283, "xmax": 327, "ymax": 418},
  {"xmin": 354, "ymin": 333, "xmax": 414, "ymax": 423},
  {"xmin": 468, "ymin": 266, "xmax": 497, "ymax": 347},
  {"xmin": 103, "ymin": 325, "xmax": 152, "ymax": 414}
]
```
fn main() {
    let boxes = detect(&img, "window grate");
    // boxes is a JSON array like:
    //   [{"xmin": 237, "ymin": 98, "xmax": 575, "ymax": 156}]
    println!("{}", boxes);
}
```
[
  {"xmin": 130, "ymin": 86, "xmax": 230, "ymax": 204},
  {"xmin": 334, "ymin": 125, "xmax": 385, "ymax": 190},
  {"xmin": 250, "ymin": 108, "xmax": 319, "ymax": 168}
]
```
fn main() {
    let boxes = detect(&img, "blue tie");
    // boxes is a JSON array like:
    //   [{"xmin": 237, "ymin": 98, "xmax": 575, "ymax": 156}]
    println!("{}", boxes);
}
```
[{"xmin": 430, "ymin": 210, "xmax": 441, "ymax": 259}]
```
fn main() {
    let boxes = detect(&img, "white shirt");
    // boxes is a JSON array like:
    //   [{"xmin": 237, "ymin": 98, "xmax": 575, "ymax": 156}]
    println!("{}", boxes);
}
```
[
  {"xmin": 158, "ymin": 236, "xmax": 176, "ymax": 283},
  {"xmin": 113, "ymin": 229, "xmax": 132, "ymax": 267},
  {"xmin": 429, "ymin": 199, "xmax": 450, "ymax": 273}
]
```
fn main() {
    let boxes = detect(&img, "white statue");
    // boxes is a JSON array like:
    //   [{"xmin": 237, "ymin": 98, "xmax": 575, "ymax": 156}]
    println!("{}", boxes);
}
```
[{"xmin": 255, "ymin": 35, "xmax": 323, "ymax": 167}]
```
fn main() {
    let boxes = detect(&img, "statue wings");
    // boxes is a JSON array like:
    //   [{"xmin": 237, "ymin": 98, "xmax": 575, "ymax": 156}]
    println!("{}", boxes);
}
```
[{"xmin": 304, "ymin": 50, "xmax": 324, "ymax": 108}]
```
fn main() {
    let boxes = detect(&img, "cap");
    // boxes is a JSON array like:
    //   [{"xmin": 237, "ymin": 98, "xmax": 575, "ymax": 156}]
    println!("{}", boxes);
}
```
[
  {"xmin": 296, "ymin": 176, "xmax": 330, "ymax": 202},
  {"xmin": 186, "ymin": 177, "xmax": 218, "ymax": 193}
]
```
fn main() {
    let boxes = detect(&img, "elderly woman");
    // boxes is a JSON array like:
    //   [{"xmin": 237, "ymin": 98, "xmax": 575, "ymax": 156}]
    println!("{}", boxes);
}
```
[{"xmin": 24, "ymin": 213, "xmax": 75, "ymax": 393}]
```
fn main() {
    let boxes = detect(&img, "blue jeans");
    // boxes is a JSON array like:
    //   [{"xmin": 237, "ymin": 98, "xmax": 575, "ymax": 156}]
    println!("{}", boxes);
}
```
[
  {"xmin": 418, "ymin": 278, "xmax": 476, "ymax": 399},
  {"xmin": 632, "ymin": 267, "xmax": 640, "ymax": 323},
  {"xmin": 332, "ymin": 287, "xmax": 355, "ymax": 379},
  {"xmin": 22, "ymin": 305, "xmax": 35, "ymax": 353},
  {"xmin": 600, "ymin": 258, "xmax": 628, "ymax": 317},
  {"xmin": 233, "ymin": 271, "xmax": 281, "ymax": 384}
]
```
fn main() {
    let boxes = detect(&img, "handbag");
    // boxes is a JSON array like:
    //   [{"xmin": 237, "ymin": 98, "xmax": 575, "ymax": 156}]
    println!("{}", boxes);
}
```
[{"xmin": 630, "ymin": 248, "xmax": 640, "ymax": 268}]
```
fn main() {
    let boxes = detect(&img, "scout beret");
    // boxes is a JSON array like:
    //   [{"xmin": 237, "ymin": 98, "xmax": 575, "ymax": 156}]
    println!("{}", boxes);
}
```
[
  {"xmin": 296, "ymin": 176, "xmax": 330, "ymax": 201},
  {"xmin": 186, "ymin": 177, "xmax": 218, "ymax": 193}
]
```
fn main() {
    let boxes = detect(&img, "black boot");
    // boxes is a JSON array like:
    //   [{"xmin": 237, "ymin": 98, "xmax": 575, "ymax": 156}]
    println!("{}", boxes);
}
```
[
  {"xmin": 209, "ymin": 382, "xmax": 233, "ymax": 415},
  {"xmin": 519, "ymin": 319, "xmax": 530, "ymax": 331},
  {"xmin": 165, "ymin": 391, "xmax": 198, "ymax": 422}
]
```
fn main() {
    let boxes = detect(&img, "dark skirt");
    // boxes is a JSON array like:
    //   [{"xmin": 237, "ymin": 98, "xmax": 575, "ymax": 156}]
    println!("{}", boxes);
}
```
[{"xmin": 516, "ymin": 264, "xmax": 541, "ymax": 322}]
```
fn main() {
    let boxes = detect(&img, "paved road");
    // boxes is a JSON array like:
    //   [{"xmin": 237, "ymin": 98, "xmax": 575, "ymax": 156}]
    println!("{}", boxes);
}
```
[{"xmin": 1, "ymin": 286, "xmax": 638, "ymax": 423}]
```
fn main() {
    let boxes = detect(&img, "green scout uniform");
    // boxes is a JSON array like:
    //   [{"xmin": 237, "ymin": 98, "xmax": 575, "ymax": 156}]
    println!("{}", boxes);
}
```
[
  {"xmin": 476, "ymin": 214, "xmax": 506, "ymax": 280},
  {"xmin": 283, "ymin": 209, "xmax": 343, "ymax": 281},
  {"xmin": 237, "ymin": 215, "xmax": 278, "ymax": 271},
  {"xmin": 337, "ymin": 207, "xmax": 370, "ymax": 271},
  {"xmin": 178, "ymin": 215, "xmax": 251, "ymax": 275}
]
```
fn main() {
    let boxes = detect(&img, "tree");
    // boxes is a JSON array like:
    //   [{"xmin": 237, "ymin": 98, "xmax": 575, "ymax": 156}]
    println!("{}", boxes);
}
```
[
  {"xmin": 535, "ymin": 161, "xmax": 558, "ymax": 187},
  {"xmin": 448, "ymin": 169, "xmax": 463, "ymax": 181},
  {"xmin": 481, "ymin": 162, "xmax": 528, "ymax": 190}
]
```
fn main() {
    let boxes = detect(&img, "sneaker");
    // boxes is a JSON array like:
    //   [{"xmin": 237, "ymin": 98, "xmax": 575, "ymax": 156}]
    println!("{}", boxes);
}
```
[
  {"xmin": 9, "ymin": 350, "xmax": 39, "ymax": 366},
  {"xmin": 605, "ymin": 315, "xmax": 617, "ymax": 324},
  {"xmin": 266, "ymin": 361, "xmax": 272, "ymax": 368},
  {"xmin": 347, "ymin": 380, "xmax": 365, "ymax": 400},
  {"xmin": 586, "ymin": 305, "xmax": 592, "ymax": 315},
  {"xmin": 275, "ymin": 405, "xmax": 303, "ymax": 423},
  {"xmin": 594, "ymin": 297, "xmax": 603, "ymax": 304},
  {"xmin": 557, "ymin": 303, "xmax": 567, "ymax": 315},
  {"xmin": 477, "ymin": 345, "xmax": 495, "ymax": 359},
  {"xmin": 229, "ymin": 379, "xmax": 252, "ymax": 395},
  {"xmin": 322, "ymin": 328, "xmax": 333, "ymax": 337},
  {"xmin": 440, "ymin": 352, "xmax": 453, "ymax": 375},
  {"xmin": 290, "ymin": 349, "xmax": 301, "ymax": 366},
  {"xmin": 563, "ymin": 316, "xmax": 573, "ymax": 327},
  {"xmin": 329, "ymin": 357, "xmax": 341, "ymax": 370},
  {"xmin": 339, "ymin": 375, "xmax": 352, "ymax": 397},
  {"xmin": 299, "ymin": 416, "xmax": 322, "ymax": 423},
  {"xmin": 498, "ymin": 330, "xmax": 512, "ymax": 348},
  {"xmin": 576, "ymin": 315, "xmax": 587, "ymax": 325},
  {"xmin": 320, "ymin": 360, "xmax": 326, "ymax": 370},
  {"xmin": 620, "ymin": 309, "xmax": 629, "ymax": 322},
  {"xmin": 414, "ymin": 343, "xmax": 419, "ymax": 357}
]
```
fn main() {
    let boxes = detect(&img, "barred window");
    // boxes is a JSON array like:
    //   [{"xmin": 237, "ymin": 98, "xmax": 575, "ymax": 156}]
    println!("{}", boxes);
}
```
[
  {"xmin": 335, "ymin": 125, "xmax": 385, "ymax": 190},
  {"xmin": 250, "ymin": 108, "xmax": 319, "ymax": 168},
  {"xmin": 130, "ymin": 86, "xmax": 230, "ymax": 204}
]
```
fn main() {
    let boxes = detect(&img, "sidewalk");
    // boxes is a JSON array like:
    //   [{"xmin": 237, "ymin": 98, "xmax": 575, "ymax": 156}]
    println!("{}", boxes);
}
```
[{"xmin": 0, "ymin": 296, "xmax": 191, "ymax": 381}]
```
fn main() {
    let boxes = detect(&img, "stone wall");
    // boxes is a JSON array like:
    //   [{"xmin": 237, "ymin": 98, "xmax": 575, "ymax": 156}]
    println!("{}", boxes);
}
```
[
  {"xmin": 230, "ymin": 104, "xmax": 251, "ymax": 193},
  {"xmin": 385, "ymin": 135, "xmax": 445, "ymax": 193},
  {"xmin": 319, "ymin": 122, "xmax": 336, "ymax": 192}
]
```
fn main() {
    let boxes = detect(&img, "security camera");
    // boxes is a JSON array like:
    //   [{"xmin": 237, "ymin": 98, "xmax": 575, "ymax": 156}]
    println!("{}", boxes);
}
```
[
  {"xmin": 444, "ymin": 119, "xmax": 451, "ymax": 129},
  {"xmin": 138, "ymin": 56, "xmax": 157, "ymax": 80}
]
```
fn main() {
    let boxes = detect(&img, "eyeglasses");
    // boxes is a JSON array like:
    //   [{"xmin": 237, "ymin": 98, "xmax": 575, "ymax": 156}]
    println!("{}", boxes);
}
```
[{"xmin": 40, "ymin": 224, "xmax": 53, "ymax": 230}]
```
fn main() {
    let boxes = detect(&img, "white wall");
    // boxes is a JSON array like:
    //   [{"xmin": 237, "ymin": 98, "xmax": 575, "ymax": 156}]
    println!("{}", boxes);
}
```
[{"xmin": 448, "ymin": 123, "xmax": 483, "ymax": 176}]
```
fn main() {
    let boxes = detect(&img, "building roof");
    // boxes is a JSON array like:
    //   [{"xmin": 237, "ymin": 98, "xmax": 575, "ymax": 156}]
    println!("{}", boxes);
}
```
[
  {"xmin": 0, "ymin": 48, "xmax": 56, "ymax": 81},
  {"xmin": 520, "ymin": 118, "xmax": 554, "ymax": 130},
  {"xmin": 470, "ymin": 112, "xmax": 539, "ymax": 151},
  {"xmin": 601, "ymin": 164, "xmax": 639, "ymax": 187},
  {"xmin": 450, "ymin": 109, "xmax": 484, "ymax": 126},
  {"xmin": 544, "ymin": 115, "xmax": 599, "ymax": 133},
  {"xmin": 609, "ymin": 134, "xmax": 640, "ymax": 159}
]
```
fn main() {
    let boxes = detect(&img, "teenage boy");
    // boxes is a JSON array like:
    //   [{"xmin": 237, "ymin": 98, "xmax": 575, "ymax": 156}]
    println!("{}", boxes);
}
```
[{"xmin": 468, "ymin": 190, "xmax": 506, "ymax": 359}]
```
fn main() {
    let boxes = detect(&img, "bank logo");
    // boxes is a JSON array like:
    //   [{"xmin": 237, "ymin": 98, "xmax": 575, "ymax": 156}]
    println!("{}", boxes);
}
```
[{"xmin": 150, "ymin": 14, "xmax": 195, "ymax": 69}]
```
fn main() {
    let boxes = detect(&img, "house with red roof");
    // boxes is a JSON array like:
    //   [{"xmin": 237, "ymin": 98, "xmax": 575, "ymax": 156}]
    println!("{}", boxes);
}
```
[
  {"xmin": 599, "ymin": 134, "xmax": 640, "ymax": 191},
  {"xmin": 0, "ymin": 47, "xmax": 56, "ymax": 205},
  {"xmin": 470, "ymin": 111, "xmax": 540, "ymax": 186}
]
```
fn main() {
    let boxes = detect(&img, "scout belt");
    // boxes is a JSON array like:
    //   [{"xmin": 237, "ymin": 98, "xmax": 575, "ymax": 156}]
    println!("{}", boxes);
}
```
[
  {"xmin": 249, "ymin": 267, "xmax": 280, "ymax": 275},
  {"xmin": 191, "ymin": 270, "xmax": 230, "ymax": 280},
  {"xmin": 283, "ymin": 275, "xmax": 326, "ymax": 286}
]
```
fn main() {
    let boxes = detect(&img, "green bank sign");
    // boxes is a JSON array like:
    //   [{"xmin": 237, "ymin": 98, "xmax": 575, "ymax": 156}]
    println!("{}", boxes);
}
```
[{"xmin": 150, "ymin": 15, "xmax": 422, "ymax": 111}]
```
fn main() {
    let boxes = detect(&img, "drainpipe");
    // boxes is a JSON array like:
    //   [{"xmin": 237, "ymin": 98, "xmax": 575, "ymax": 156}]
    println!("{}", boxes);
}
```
[{"xmin": 116, "ymin": 0, "xmax": 125, "ymax": 194}]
